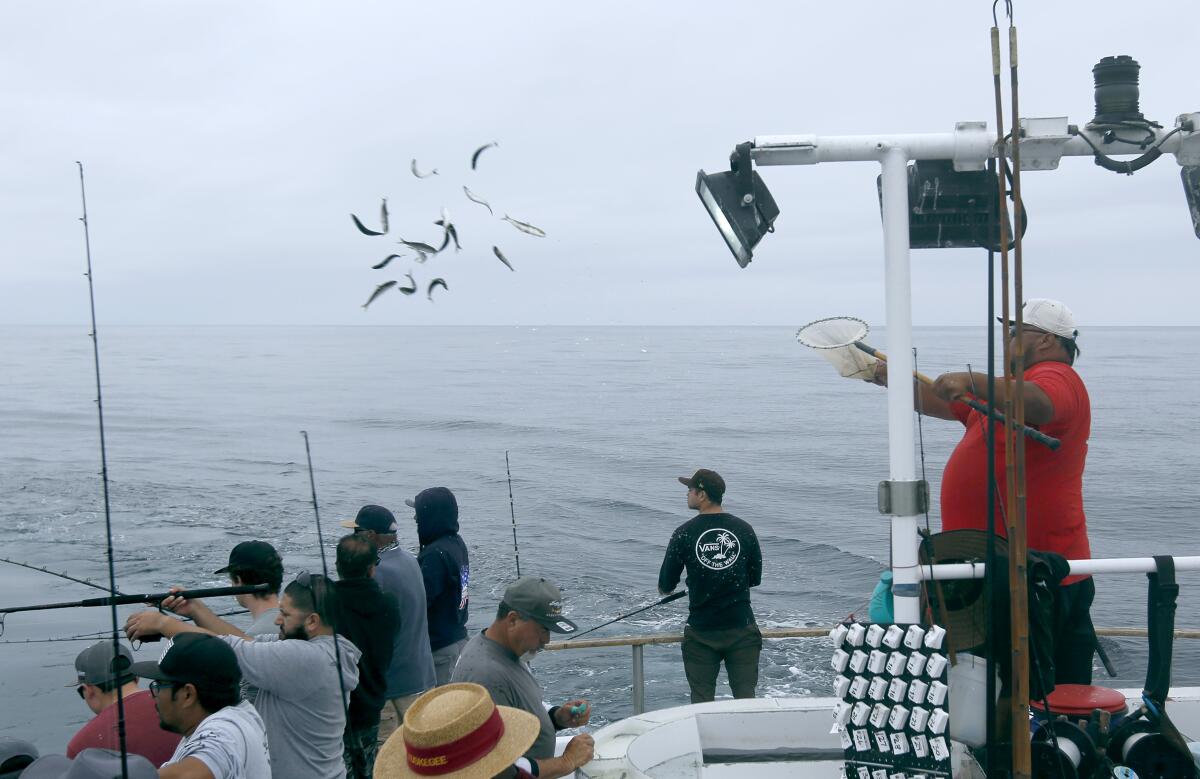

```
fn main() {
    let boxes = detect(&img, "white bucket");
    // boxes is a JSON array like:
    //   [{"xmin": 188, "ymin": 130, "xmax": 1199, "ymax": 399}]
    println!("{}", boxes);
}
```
[{"xmin": 948, "ymin": 652, "xmax": 999, "ymax": 747}]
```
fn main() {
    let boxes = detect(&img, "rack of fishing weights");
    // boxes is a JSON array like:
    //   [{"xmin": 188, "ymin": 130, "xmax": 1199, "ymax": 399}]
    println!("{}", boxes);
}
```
[{"xmin": 831, "ymin": 621, "xmax": 952, "ymax": 779}]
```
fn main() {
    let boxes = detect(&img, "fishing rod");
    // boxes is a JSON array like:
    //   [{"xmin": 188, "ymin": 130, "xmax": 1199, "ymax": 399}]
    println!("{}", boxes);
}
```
[
  {"xmin": 569, "ymin": 590, "xmax": 687, "ymax": 640},
  {"xmin": 0, "ymin": 556, "xmax": 127, "ymax": 595},
  {"xmin": 299, "ymin": 431, "xmax": 350, "ymax": 717},
  {"xmin": 504, "ymin": 450, "xmax": 521, "ymax": 578},
  {"xmin": 76, "ymin": 161, "xmax": 129, "ymax": 779},
  {"xmin": 0, "ymin": 584, "xmax": 269, "ymax": 623}
]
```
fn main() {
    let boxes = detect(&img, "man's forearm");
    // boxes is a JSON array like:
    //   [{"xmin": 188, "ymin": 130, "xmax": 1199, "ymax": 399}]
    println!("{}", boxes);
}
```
[{"xmin": 535, "ymin": 754, "xmax": 581, "ymax": 779}]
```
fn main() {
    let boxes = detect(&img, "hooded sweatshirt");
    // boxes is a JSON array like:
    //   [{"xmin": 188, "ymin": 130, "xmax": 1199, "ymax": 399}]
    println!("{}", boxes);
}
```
[
  {"xmin": 413, "ymin": 487, "xmax": 470, "ymax": 651},
  {"xmin": 221, "ymin": 633, "xmax": 361, "ymax": 779},
  {"xmin": 335, "ymin": 577, "xmax": 400, "ymax": 731}
]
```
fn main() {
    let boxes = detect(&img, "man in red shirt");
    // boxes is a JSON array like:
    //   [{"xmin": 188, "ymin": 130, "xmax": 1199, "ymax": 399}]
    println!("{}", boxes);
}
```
[
  {"xmin": 871, "ymin": 298, "xmax": 1095, "ymax": 684},
  {"xmin": 66, "ymin": 640, "xmax": 181, "ymax": 766}
]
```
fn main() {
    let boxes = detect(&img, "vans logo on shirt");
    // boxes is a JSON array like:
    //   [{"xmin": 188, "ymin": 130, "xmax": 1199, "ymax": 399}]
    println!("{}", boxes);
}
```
[{"xmin": 695, "ymin": 529, "xmax": 740, "ymax": 570}]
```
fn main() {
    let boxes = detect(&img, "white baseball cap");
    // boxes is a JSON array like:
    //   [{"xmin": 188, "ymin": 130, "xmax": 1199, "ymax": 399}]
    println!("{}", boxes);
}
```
[{"xmin": 999, "ymin": 298, "xmax": 1078, "ymax": 340}]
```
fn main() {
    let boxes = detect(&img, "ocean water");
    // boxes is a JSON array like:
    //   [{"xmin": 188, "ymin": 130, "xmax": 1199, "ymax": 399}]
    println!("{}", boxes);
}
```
[{"xmin": 2, "ymin": 324, "xmax": 1199, "ymax": 752}]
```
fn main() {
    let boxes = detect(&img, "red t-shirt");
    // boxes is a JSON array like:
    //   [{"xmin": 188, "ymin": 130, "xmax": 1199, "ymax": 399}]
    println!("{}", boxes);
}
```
[
  {"xmin": 940, "ymin": 361, "xmax": 1091, "ymax": 585},
  {"xmin": 66, "ymin": 688, "xmax": 181, "ymax": 767}
]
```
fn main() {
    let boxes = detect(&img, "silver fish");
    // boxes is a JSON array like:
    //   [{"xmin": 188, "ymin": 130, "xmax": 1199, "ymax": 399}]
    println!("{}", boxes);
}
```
[
  {"xmin": 398, "ymin": 238, "xmax": 439, "ymax": 254},
  {"xmin": 503, "ymin": 214, "xmax": 546, "ymax": 238},
  {"xmin": 362, "ymin": 280, "xmax": 397, "ymax": 310},
  {"xmin": 492, "ymin": 246, "xmax": 515, "ymax": 271},
  {"xmin": 434, "ymin": 220, "xmax": 462, "ymax": 252},
  {"xmin": 413, "ymin": 249, "xmax": 429, "ymax": 264},
  {"xmin": 470, "ymin": 142, "xmax": 498, "ymax": 170},
  {"xmin": 380, "ymin": 198, "xmax": 389, "ymax": 233},
  {"xmin": 351, "ymin": 211, "xmax": 385, "ymax": 236},
  {"xmin": 411, "ymin": 159, "xmax": 438, "ymax": 178},
  {"xmin": 372, "ymin": 253, "xmax": 404, "ymax": 270},
  {"xmin": 463, "ymin": 186, "xmax": 494, "ymax": 216},
  {"xmin": 427, "ymin": 277, "xmax": 448, "ymax": 301},
  {"xmin": 398, "ymin": 273, "xmax": 417, "ymax": 295}
]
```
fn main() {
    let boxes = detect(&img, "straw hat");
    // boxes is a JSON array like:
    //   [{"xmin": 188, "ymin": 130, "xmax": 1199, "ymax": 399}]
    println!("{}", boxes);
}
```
[
  {"xmin": 375, "ymin": 683, "xmax": 540, "ymax": 778},
  {"xmin": 919, "ymin": 529, "xmax": 1009, "ymax": 652}
]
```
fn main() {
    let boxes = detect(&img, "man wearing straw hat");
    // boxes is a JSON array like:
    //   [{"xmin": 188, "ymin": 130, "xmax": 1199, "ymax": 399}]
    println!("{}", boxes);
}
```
[
  {"xmin": 375, "ymin": 683, "xmax": 549, "ymax": 778},
  {"xmin": 451, "ymin": 578, "xmax": 594, "ymax": 779},
  {"xmin": 868, "ymin": 298, "xmax": 1096, "ymax": 684}
]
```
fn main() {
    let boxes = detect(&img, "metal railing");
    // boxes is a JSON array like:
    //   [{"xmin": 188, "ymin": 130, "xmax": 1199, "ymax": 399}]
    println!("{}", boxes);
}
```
[{"xmin": 544, "ymin": 626, "xmax": 1200, "ymax": 715}]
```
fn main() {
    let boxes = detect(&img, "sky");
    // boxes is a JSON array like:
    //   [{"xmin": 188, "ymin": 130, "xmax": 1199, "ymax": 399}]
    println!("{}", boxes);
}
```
[{"xmin": 1, "ymin": 1, "xmax": 1197, "ymax": 327}]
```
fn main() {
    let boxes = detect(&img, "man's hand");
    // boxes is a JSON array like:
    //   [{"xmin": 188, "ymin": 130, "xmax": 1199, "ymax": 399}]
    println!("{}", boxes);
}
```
[
  {"xmin": 160, "ymin": 587, "xmax": 200, "ymax": 618},
  {"xmin": 562, "ymin": 734, "xmax": 595, "ymax": 771},
  {"xmin": 124, "ymin": 610, "xmax": 172, "ymax": 642},
  {"xmin": 865, "ymin": 360, "xmax": 888, "ymax": 386},
  {"xmin": 931, "ymin": 372, "xmax": 973, "ymax": 403},
  {"xmin": 554, "ymin": 699, "xmax": 591, "ymax": 728}
]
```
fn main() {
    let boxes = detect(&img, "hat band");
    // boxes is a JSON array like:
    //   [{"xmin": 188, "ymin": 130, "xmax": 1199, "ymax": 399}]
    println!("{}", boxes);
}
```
[{"xmin": 405, "ymin": 707, "xmax": 506, "ymax": 775}]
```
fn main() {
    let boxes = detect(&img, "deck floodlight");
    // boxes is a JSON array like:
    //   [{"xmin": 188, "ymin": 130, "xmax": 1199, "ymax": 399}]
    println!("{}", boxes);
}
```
[
  {"xmin": 1183, "ymin": 166, "xmax": 1200, "ymax": 240},
  {"xmin": 876, "ymin": 160, "xmax": 1026, "ymax": 251},
  {"xmin": 695, "ymin": 142, "xmax": 779, "ymax": 268}
]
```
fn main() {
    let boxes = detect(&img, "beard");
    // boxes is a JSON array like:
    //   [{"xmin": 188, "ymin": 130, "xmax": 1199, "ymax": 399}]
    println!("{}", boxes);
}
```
[{"xmin": 280, "ymin": 623, "xmax": 309, "ymax": 641}]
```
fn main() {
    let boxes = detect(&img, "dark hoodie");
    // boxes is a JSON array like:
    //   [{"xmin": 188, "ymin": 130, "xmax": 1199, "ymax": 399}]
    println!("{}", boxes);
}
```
[
  {"xmin": 335, "ymin": 577, "xmax": 400, "ymax": 730},
  {"xmin": 412, "ymin": 487, "xmax": 470, "ymax": 651}
]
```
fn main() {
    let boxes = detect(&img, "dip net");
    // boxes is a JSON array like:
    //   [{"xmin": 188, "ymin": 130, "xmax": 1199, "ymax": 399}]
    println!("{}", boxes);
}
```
[{"xmin": 795, "ymin": 316, "xmax": 879, "ymax": 381}]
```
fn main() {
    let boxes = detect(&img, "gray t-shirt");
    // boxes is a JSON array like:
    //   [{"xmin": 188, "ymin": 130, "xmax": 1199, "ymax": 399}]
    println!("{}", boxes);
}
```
[
  {"xmin": 220, "ymin": 633, "xmax": 361, "ymax": 779},
  {"xmin": 240, "ymin": 607, "xmax": 281, "ymax": 705},
  {"xmin": 374, "ymin": 544, "xmax": 436, "ymax": 698},
  {"xmin": 451, "ymin": 631, "xmax": 556, "ymax": 759},
  {"xmin": 162, "ymin": 700, "xmax": 271, "ymax": 779}
]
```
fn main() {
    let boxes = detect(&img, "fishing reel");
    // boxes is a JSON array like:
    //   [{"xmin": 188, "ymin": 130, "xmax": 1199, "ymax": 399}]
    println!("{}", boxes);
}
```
[
  {"xmin": 1107, "ymin": 719, "xmax": 1197, "ymax": 779},
  {"xmin": 1031, "ymin": 717, "xmax": 1100, "ymax": 779}
]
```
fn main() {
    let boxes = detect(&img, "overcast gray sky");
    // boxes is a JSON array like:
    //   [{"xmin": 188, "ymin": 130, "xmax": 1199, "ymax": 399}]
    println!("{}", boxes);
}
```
[{"xmin": 2, "ymin": 1, "xmax": 1197, "ymax": 326}]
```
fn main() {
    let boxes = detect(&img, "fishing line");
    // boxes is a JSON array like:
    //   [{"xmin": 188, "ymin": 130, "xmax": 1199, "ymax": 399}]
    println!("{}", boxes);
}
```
[
  {"xmin": 569, "ymin": 591, "xmax": 687, "ymax": 640},
  {"xmin": 504, "ymin": 451, "xmax": 521, "ymax": 578},
  {"xmin": 913, "ymin": 348, "xmax": 932, "ymax": 540},
  {"xmin": 299, "ymin": 431, "xmax": 350, "ymax": 719},
  {"xmin": 77, "ymin": 161, "xmax": 130, "ymax": 779}
]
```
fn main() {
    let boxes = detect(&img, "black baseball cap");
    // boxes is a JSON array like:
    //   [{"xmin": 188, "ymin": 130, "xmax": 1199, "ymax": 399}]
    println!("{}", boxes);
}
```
[
  {"xmin": 214, "ymin": 540, "xmax": 281, "ymax": 575},
  {"xmin": 677, "ymin": 468, "xmax": 726, "ymax": 502},
  {"xmin": 502, "ymin": 577, "xmax": 578, "ymax": 634},
  {"xmin": 339, "ymin": 504, "xmax": 398, "ymax": 532},
  {"xmin": 129, "ymin": 633, "xmax": 241, "ymax": 690}
]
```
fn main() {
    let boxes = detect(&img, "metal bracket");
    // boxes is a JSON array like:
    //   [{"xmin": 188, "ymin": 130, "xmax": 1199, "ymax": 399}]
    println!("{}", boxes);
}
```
[
  {"xmin": 952, "ymin": 121, "xmax": 990, "ymax": 171},
  {"xmin": 878, "ymin": 480, "xmax": 929, "ymax": 516},
  {"xmin": 1175, "ymin": 112, "xmax": 1200, "ymax": 167},
  {"xmin": 1017, "ymin": 116, "xmax": 1071, "ymax": 170}
]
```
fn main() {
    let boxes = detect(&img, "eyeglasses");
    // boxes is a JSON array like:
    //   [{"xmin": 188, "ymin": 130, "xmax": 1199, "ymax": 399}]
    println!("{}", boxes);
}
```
[
  {"xmin": 76, "ymin": 684, "xmax": 85, "ymax": 699},
  {"xmin": 148, "ymin": 680, "xmax": 178, "ymax": 696}
]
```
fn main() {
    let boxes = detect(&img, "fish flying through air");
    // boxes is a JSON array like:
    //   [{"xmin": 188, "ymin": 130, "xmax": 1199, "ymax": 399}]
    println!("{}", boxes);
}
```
[
  {"xmin": 427, "ymin": 278, "xmax": 448, "ymax": 301},
  {"xmin": 411, "ymin": 159, "xmax": 438, "ymax": 179},
  {"xmin": 463, "ymin": 186, "xmax": 494, "ymax": 216},
  {"xmin": 434, "ymin": 216, "xmax": 462, "ymax": 252},
  {"xmin": 398, "ymin": 238, "xmax": 440, "ymax": 254},
  {"xmin": 351, "ymin": 198, "xmax": 389, "ymax": 236},
  {"xmin": 372, "ymin": 254, "xmax": 404, "ymax": 270},
  {"xmin": 362, "ymin": 280, "xmax": 398, "ymax": 310},
  {"xmin": 492, "ymin": 246, "xmax": 515, "ymax": 271},
  {"xmin": 502, "ymin": 214, "xmax": 547, "ymax": 238},
  {"xmin": 470, "ymin": 142, "xmax": 498, "ymax": 170},
  {"xmin": 398, "ymin": 273, "xmax": 418, "ymax": 295}
]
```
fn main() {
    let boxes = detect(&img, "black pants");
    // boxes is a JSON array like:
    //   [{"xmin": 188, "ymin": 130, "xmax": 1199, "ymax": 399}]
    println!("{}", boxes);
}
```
[
  {"xmin": 1052, "ymin": 577, "xmax": 1096, "ymax": 685},
  {"xmin": 681, "ymin": 623, "xmax": 762, "ymax": 704}
]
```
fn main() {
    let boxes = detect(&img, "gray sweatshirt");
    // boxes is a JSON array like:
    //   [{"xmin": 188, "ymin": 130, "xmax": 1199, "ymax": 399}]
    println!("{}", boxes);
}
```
[
  {"xmin": 221, "ymin": 633, "xmax": 361, "ymax": 779},
  {"xmin": 374, "ymin": 544, "xmax": 436, "ymax": 698}
]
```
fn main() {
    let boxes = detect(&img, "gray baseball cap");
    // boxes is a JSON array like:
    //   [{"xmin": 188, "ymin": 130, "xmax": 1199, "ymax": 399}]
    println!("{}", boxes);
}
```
[
  {"xmin": 69, "ymin": 641, "xmax": 134, "ymax": 687},
  {"xmin": 19, "ymin": 749, "xmax": 157, "ymax": 779},
  {"xmin": 502, "ymin": 577, "xmax": 578, "ymax": 634}
]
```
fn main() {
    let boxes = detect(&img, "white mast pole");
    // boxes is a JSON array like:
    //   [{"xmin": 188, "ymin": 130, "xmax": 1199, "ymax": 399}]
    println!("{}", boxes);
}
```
[{"xmin": 879, "ymin": 144, "xmax": 922, "ymax": 624}]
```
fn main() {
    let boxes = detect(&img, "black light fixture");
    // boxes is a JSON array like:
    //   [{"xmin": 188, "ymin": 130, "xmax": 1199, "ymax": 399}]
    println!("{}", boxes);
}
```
[
  {"xmin": 1089, "ymin": 55, "xmax": 1150, "ymax": 129},
  {"xmin": 876, "ymin": 160, "xmax": 1026, "ymax": 250},
  {"xmin": 1183, "ymin": 166, "xmax": 1200, "ymax": 240},
  {"xmin": 695, "ymin": 142, "xmax": 780, "ymax": 268}
]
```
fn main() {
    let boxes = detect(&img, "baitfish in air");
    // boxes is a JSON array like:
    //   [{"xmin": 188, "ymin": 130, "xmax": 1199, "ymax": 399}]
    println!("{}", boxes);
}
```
[
  {"xmin": 427, "ymin": 278, "xmax": 448, "ymax": 301},
  {"xmin": 470, "ymin": 142, "xmax": 498, "ymax": 170},
  {"xmin": 362, "ymin": 280, "xmax": 397, "ymax": 310},
  {"xmin": 398, "ymin": 273, "xmax": 417, "ymax": 295},
  {"xmin": 372, "ymin": 254, "xmax": 404, "ymax": 270},
  {"xmin": 502, "ymin": 215, "xmax": 546, "ymax": 238},
  {"xmin": 463, "ymin": 186, "xmax": 494, "ymax": 216},
  {"xmin": 351, "ymin": 199, "xmax": 389, "ymax": 236},
  {"xmin": 492, "ymin": 246, "xmax": 515, "ymax": 271},
  {"xmin": 398, "ymin": 238, "xmax": 440, "ymax": 254},
  {"xmin": 411, "ymin": 159, "xmax": 438, "ymax": 178}
]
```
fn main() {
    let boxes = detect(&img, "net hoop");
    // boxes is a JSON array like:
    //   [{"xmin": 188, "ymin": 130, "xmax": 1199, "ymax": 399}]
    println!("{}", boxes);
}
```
[{"xmin": 795, "ymin": 316, "xmax": 870, "ymax": 349}]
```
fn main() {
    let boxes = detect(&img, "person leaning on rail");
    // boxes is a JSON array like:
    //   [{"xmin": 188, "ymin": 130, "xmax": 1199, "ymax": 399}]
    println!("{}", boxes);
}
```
[
  {"xmin": 212, "ymin": 540, "xmax": 284, "ymax": 706},
  {"xmin": 65, "ymin": 639, "xmax": 180, "ymax": 766},
  {"xmin": 125, "ymin": 572, "xmax": 361, "ymax": 779},
  {"xmin": 451, "ymin": 577, "xmax": 594, "ymax": 779},
  {"xmin": 866, "ymin": 298, "xmax": 1096, "ymax": 685}
]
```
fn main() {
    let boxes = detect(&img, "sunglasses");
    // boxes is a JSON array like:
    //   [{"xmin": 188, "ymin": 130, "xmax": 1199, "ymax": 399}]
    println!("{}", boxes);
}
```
[
  {"xmin": 75, "ymin": 684, "xmax": 85, "ymax": 699},
  {"xmin": 148, "ymin": 679, "xmax": 179, "ymax": 696}
]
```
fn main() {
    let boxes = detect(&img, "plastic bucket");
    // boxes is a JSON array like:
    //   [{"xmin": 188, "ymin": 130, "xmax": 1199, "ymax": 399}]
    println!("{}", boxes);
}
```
[{"xmin": 948, "ymin": 652, "xmax": 999, "ymax": 747}]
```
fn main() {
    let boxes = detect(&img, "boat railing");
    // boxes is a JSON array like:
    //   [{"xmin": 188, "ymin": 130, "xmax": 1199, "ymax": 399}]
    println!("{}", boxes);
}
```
[{"xmin": 544, "ymin": 626, "xmax": 1200, "ymax": 715}]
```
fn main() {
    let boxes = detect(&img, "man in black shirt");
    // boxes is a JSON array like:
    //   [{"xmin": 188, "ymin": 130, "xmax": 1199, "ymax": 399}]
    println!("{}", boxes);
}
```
[{"xmin": 658, "ymin": 468, "xmax": 763, "ymax": 703}]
